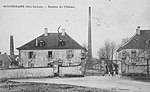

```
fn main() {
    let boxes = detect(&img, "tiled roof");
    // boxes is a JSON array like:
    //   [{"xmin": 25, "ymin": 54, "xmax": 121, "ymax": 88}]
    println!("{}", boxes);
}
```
[
  {"xmin": 17, "ymin": 33, "xmax": 84, "ymax": 50},
  {"xmin": 117, "ymin": 30, "xmax": 150, "ymax": 52}
]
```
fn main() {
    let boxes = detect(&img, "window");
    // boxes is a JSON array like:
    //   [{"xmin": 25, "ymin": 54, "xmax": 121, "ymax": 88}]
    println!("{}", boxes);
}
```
[
  {"xmin": 28, "ymin": 51, "xmax": 35, "ymax": 59},
  {"xmin": 28, "ymin": 63, "xmax": 34, "ymax": 67},
  {"xmin": 67, "ymin": 50, "xmax": 74, "ymax": 59},
  {"xmin": 48, "ymin": 51, "xmax": 53, "ymax": 58},
  {"xmin": 131, "ymin": 50, "xmax": 136, "ymax": 58},
  {"xmin": 39, "ymin": 40, "xmax": 45, "ymax": 46},
  {"xmin": 0, "ymin": 60, "xmax": 3, "ymax": 66}
]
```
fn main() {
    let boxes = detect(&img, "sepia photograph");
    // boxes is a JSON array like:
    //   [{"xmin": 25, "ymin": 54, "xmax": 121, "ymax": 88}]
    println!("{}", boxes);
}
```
[{"xmin": 0, "ymin": 0, "xmax": 150, "ymax": 92}]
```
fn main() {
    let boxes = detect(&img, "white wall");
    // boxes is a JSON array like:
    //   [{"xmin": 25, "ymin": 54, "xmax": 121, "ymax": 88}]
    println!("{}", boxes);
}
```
[
  {"xmin": 120, "ymin": 63, "xmax": 150, "ymax": 74},
  {"xmin": 0, "ymin": 66, "xmax": 84, "ymax": 79},
  {"xmin": 0, "ymin": 67, "xmax": 54, "ymax": 79},
  {"xmin": 20, "ymin": 49, "xmax": 82, "ymax": 67},
  {"xmin": 60, "ymin": 66, "xmax": 83, "ymax": 76}
]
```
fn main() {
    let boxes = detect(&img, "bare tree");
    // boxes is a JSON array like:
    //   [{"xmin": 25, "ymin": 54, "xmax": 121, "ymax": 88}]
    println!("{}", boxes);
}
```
[
  {"xmin": 97, "ymin": 40, "xmax": 116, "ymax": 60},
  {"xmin": 104, "ymin": 40, "xmax": 111, "ymax": 60},
  {"xmin": 121, "ymin": 37, "xmax": 129, "ymax": 46},
  {"xmin": 97, "ymin": 40, "xmax": 117, "ymax": 74},
  {"xmin": 117, "ymin": 37, "xmax": 129, "ymax": 59},
  {"xmin": 97, "ymin": 47, "xmax": 105, "ymax": 59}
]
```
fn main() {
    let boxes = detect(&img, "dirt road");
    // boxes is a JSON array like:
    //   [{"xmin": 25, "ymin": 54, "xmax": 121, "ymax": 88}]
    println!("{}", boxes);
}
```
[{"xmin": 11, "ymin": 76, "xmax": 150, "ymax": 92}]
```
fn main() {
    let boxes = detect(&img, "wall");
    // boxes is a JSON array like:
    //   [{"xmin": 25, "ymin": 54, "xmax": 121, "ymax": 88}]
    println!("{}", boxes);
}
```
[
  {"xmin": 60, "ymin": 66, "xmax": 83, "ymax": 76},
  {"xmin": 118, "ymin": 49, "xmax": 150, "ymax": 74},
  {"xmin": 118, "ymin": 49, "xmax": 147, "ymax": 65},
  {"xmin": 20, "ymin": 49, "xmax": 82, "ymax": 67},
  {"xmin": 120, "ymin": 63, "xmax": 150, "ymax": 74},
  {"xmin": 0, "ymin": 67, "xmax": 54, "ymax": 79},
  {"xmin": 0, "ymin": 66, "xmax": 84, "ymax": 79}
]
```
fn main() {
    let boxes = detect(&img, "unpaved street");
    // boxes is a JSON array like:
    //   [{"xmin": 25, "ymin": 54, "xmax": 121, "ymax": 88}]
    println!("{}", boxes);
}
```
[
  {"xmin": 0, "ymin": 82, "xmax": 111, "ymax": 92},
  {"xmin": 11, "ymin": 76, "xmax": 150, "ymax": 92}
]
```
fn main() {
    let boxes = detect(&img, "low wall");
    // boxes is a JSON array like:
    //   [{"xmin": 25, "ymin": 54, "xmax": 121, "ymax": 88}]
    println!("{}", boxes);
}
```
[
  {"xmin": 128, "ymin": 66, "xmax": 147, "ymax": 74},
  {"xmin": 0, "ymin": 66, "xmax": 83, "ymax": 79},
  {"xmin": 60, "ymin": 66, "xmax": 83, "ymax": 76},
  {"xmin": 121, "ymin": 64, "xmax": 150, "ymax": 74},
  {"xmin": 0, "ymin": 67, "xmax": 54, "ymax": 79}
]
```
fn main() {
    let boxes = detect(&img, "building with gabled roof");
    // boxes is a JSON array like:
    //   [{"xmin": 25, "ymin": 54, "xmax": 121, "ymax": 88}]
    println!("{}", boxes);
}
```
[
  {"xmin": 117, "ymin": 27, "xmax": 150, "ymax": 52},
  {"xmin": 17, "ymin": 28, "xmax": 86, "ymax": 68},
  {"xmin": 17, "ymin": 33, "xmax": 83, "ymax": 50},
  {"xmin": 117, "ymin": 26, "xmax": 150, "ymax": 65}
]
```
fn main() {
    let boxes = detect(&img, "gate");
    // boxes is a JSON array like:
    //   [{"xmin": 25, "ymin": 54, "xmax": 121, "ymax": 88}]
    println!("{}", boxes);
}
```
[{"xmin": 85, "ymin": 59, "xmax": 119, "ymax": 76}]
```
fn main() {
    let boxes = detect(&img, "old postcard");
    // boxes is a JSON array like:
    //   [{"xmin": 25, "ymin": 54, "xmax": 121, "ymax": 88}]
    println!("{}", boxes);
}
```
[{"xmin": 0, "ymin": 0, "xmax": 150, "ymax": 92}]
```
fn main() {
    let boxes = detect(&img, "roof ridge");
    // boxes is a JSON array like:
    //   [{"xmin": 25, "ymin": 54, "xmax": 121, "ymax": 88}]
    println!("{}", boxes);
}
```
[{"xmin": 17, "ymin": 32, "xmax": 83, "ymax": 50}]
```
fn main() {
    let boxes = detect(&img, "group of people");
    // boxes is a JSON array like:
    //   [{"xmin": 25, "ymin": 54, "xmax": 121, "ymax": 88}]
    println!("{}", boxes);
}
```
[{"xmin": 106, "ymin": 63, "xmax": 118, "ymax": 76}]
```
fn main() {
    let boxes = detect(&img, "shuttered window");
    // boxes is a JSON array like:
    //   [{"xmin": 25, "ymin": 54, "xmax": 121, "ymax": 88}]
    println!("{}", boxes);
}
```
[
  {"xmin": 48, "ymin": 51, "xmax": 53, "ymax": 58},
  {"xmin": 131, "ymin": 50, "xmax": 136, "ymax": 58},
  {"xmin": 28, "ymin": 51, "xmax": 35, "ymax": 59},
  {"xmin": 67, "ymin": 50, "xmax": 74, "ymax": 59}
]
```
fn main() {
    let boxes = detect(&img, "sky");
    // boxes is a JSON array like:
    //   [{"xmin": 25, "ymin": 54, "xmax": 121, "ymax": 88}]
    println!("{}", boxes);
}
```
[{"xmin": 0, "ymin": 0, "xmax": 150, "ymax": 58}]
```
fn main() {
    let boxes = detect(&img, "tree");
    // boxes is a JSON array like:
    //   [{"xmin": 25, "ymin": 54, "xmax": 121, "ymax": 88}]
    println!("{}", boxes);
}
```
[
  {"xmin": 117, "ymin": 37, "xmax": 129, "ymax": 59},
  {"xmin": 97, "ymin": 40, "xmax": 117, "ymax": 74},
  {"xmin": 97, "ymin": 40, "xmax": 117, "ymax": 60},
  {"xmin": 121, "ymin": 38, "xmax": 129, "ymax": 46},
  {"xmin": 97, "ymin": 47, "xmax": 105, "ymax": 59},
  {"xmin": 104, "ymin": 40, "xmax": 116, "ymax": 60}
]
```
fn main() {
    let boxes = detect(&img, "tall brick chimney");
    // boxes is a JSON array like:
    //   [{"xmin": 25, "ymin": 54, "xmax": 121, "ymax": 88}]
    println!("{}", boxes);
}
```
[
  {"xmin": 10, "ymin": 35, "xmax": 14, "ymax": 56},
  {"xmin": 88, "ymin": 7, "xmax": 92, "ymax": 59}
]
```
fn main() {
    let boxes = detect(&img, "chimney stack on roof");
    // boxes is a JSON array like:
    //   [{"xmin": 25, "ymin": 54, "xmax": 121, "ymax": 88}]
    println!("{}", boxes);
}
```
[
  {"xmin": 44, "ymin": 28, "xmax": 48, "ymax": 36},
  {"xmin": 35, "ymin": 38, "xmax": 38, "ymax": 46},
  {"xmin": 136, "ymin": 26, "xmax": 140, "ymax": 35},
  {"xmin": 10, "ymin": 35, "xmax": 14, "ymax": 56},
  {"xmin": 61, "ymin": 29, "xmax": 66, "ymax": 36}
]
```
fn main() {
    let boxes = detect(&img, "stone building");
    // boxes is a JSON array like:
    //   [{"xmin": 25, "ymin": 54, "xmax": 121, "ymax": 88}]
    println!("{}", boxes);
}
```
[
  {"xmin": 117, "ymin": 26, "xmax": 150, "ymax": 74},
  {"xmin": 117, "ymin": 26, "xmax": 150, "ymax": 65},
  {"xmin": 17, "ymin": 28, "xmax": 86, "ymax": 68}
]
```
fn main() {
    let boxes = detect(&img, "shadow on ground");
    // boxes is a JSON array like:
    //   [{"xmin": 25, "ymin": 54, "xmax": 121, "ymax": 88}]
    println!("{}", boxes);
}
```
[
  {"xmin": 122, "ymin": 73, "xmax": 150, "ymax": 83},
  {"xmin": 0, "ymin": 81, "xmax": 113, "ymax": 92}
]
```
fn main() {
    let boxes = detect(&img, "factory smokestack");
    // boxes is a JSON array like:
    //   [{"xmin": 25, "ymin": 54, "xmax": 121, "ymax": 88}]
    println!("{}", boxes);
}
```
[
  {"xmin": 88, "ymin": 7, "xmax": 92, "ymax": 59},
  {"xmin": 10, "ymin": 35, "xmax": 14, "ymax": 56}
]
